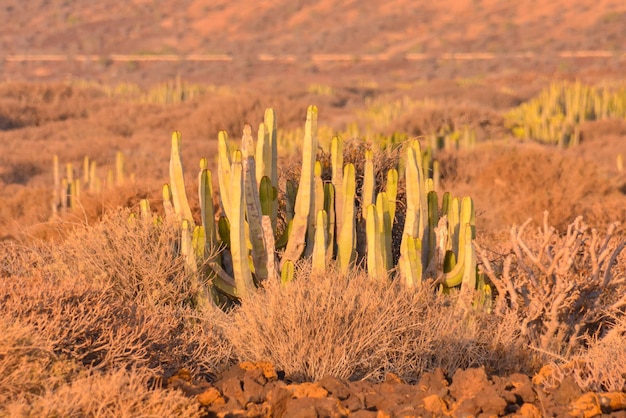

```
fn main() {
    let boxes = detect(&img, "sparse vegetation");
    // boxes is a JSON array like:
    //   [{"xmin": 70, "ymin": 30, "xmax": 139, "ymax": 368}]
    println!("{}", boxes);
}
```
[
  {"xmin": 1, "ymin": 94, "xmax": 625, "ymax": 415},
  {"xmin": 506, "ymin": 81, "xmax": 626, "ymax": 147}
]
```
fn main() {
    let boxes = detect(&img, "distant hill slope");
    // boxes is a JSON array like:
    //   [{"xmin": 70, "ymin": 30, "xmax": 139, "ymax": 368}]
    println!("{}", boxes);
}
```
[{"xmin": 1, "ymin": 0, "xmax": 624, "ymax": 56}]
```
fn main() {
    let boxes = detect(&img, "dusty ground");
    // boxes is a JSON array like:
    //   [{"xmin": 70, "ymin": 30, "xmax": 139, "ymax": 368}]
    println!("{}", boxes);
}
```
[
  {"xmin": 167, "ymin": 362, "xmax": 626, "ymax": 417},
  {"xmin": 0, "ymin": 1, "xmax": 625, "ymax": 416}
]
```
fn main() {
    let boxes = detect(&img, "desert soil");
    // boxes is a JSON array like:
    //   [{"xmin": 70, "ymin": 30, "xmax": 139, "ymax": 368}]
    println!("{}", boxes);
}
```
[
  {"xmin": 1, "ymin": 1, "xmax": 625, "ymax": 417},
  {"xmin": 168, "ymin": 362, "xmax": 626, "ymax": 417}
]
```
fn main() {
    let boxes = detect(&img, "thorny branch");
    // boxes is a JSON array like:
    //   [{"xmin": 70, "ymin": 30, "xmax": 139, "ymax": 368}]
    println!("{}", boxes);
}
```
[{"xmin": 478, "ymin": 212, "xmax": 625, "ymax": 355}]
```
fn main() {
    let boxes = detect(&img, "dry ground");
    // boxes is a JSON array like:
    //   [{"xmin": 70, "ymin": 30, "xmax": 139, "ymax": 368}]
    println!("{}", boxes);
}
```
[{"xmin": 0, "ymin": 0, "xmax": 625, "ymax": 416}]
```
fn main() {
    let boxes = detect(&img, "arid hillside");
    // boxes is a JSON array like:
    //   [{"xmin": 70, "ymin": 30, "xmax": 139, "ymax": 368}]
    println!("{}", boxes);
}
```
[{"xmin": 1, "ymin": 0, "xmax": 625, "ymax": 85}]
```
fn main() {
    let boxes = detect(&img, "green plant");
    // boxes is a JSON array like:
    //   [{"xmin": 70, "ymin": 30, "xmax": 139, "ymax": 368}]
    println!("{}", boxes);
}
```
[
  {"xmin": 150, "ymin": 106, "xmax": 485, "ymax": 309},
  {"xmin": 51, "ymin": 151, "xmax": 127, "ymax": 217},
  {"xmin": 506, "ymin": 81, "xmax": 626, "ymax": 147}
]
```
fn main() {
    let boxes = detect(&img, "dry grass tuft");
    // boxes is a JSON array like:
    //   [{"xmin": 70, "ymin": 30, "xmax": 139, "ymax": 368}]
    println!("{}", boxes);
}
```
[
  {"xmin": 0, "ymin": 272, "xmax": 229, "ymax": 379},
  {"xmin": 51, "ymin": 208, "xmax": 195, "ymax": 308},
  {"xmin": 568, "ymin": 315, "xmax": 626, "ymax": 392},
  {"xmin": 440, "ymin": 142, "xmax": 626, "ymax": 235},
  {"xmin": 0, "ymin": 318, "xmax": 79, "ymax": 406},
  {"xmin": 0, "ymin": 210, "xmax": 234, "ymax": 414},
  {"xmin": 224, "ymin": 263, "xmax": 527, "ymax": 383},
  {"xmin": 4, "ymin": 368, "xmax": 202, "ymax": 418}
]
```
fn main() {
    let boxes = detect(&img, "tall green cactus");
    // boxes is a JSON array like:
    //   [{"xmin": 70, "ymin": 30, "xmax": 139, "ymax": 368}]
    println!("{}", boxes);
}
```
[
  {"xmin": 400, "ymin": 233, "xmax": 422, "ymax": 288},
  {"xmin": 170, "ymin": 131, "xmax": 194, "ymax": 224},
  {"xmin": 376, "ymin": 191, "xmax": 393, "ymax": 272},
  {"xmin": 229, "ymin": 152, "xmax": 255, "ymax": 298},
  {"xmin": 366, "ymin": 204, "xmax": 382, "ymax": 279},
  {"xmin": 154, "ymin": 106, "xmax": 485, "ymax": 308},
  {"xmin": 217, "ymin": 131, "xmax": 233, "ymax": 217},
  {"xmin": 385, "ymin": 168, "xmax": 398, "ymax": 223},
  {"xmin": 331, "ymin": 136, "xmax": 344, "ymax": 253},
  {"xmin": 338, "ymin": 163, "xmax": 356, "ymax": 273},
  {"xmin": 283, "ymin": 105, "xmax": 318, "ymax": 263},
  {"xmin": 242, "ymin": 125, "xmax": 268, "ymax": 282},
  {"xmin": 362, "ymin": 149, "xmax": 375, "ymax": 220},
  {"xmin": 323, "ymin": 183, "xmax": 336, "ymax": 262},
  {"xmin": 312, "ymin": 210, "xmax": 328, "ymax": 274}
]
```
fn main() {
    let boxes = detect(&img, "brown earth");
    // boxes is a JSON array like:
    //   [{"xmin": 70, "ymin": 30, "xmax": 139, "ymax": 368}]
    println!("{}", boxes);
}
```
[
  {"xmin": 0, "ymin": 1, "xmax": 625, "ymax": 416},
  {"xmin": 168, "ymin": 362, "xmax": 626, "ymax": 417},
  {"xmin": 1, "ymin": 0, "xmax": 625, "ymax": 87}
]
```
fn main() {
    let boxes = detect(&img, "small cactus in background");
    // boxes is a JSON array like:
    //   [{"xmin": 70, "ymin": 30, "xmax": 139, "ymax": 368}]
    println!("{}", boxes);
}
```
[
  {"xmin": 506, "ymin": 81, "xmax": 626, "ymax": 147},
  {"xmin": 51, "ymin": 151, "xmax": 129, "ymax": 217}
]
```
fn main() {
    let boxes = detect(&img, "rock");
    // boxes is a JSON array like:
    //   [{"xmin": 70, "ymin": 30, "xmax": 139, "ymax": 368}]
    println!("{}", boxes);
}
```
[
  {"xmin": 449, "ymin": 367, "xmax": 490, "ymax": 400},
  {"xmin": 553, "ymin": 376, "xmax": 583, "ymax": 406},
  {"xmin": 281, "ymin": 398, "xmax": 321, "ymax": 418},
  {"xmin": 570, "ymin": 392, "xmax": 602, "ymax": 418},
  {"xmin": 318, "ymin": 375, "xmax": 351, "ymax": 400},
  {"xmin": 244, "ymin": 402, "xmax": 271, "ymax": 418},
  {"xmin": 216, "ymin": 409, "xmax": 247, "ymax": 418},
  {"xmin": 364, "ymin": 391, "xmax": 388, "ymax": 410},
  {"xmin": 217, "ymin": 376, "xmax": 245, "ymax": 408},
  {"xmin": 341, "ymin": 390, "xmax": 365, "ymax": 412},
  {"xmin": 384, "ymin": 372, "xmax": 405, "ymax": 384},
  {"xmin": 418, "ymin": 368, "xmax": 449, "ymax": 398},
  {"xmin": 198, "ymin": 387, "xmax": 227, "ymax": 407},
  {"xmin": 282, "ymin": 400, "xmax": 317, "ymax": 418},
  {"xmin": 509, "ymin": 373, "xmax": 537, "ymax": 404},
  {"xmin": 243, "ymin": 365, "xmax": 268, "ymax": 386},
  {"xmin": 422, "ymin": 394, "xmax": 448, "ymax": 415},
  {"xmin": 532, "ymin": 364, "xmax": 559, "ymax": 388},
  {"xmin": 242, "ymin": 373, "xmax": 266, "ymax": 404},
  {"xmin": 452, "ymin": 397, "xmax": 482, "ymax": 417},
  {"xmin": 599, "ymin": 392, "xmax": 626, "ymax": 413},
  {"xmin": 286, "ymin": 382, "xmax": 329, "ymax": 399},
  {"xmin": 314, "ymin": 398, "xmax": 349, "ymax": 417},
  {"xmin": 448, "ymin": 367, "xmax": 507, "ymax": 417},
  {"xmin": 513, "ymin": 403, "xmax": 542, "ymax": 418},
  {"xmin": 349, "ymin": 411, "xmax": 378, "ymax": 418},
  {"xmin": 266, "ymin": 386, "xmax": 292, "ymax": 418},
  {"xmin": 240, "ymin": 361, "xmax": 278, "ymax": 381}
]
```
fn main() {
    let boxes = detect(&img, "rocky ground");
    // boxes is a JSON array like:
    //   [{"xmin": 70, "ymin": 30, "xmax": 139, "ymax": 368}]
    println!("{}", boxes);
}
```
[{"xmin": 167, "ymin": 362, "xmax": 626, "ymax": 417}]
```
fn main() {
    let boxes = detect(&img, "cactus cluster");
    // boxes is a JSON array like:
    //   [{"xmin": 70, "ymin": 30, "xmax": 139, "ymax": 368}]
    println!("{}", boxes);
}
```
[
  {"xmin": 150, "ymin": 106, "xmax": 488, "ymax": 309},
  {"xmin": 427, "ymin": 126, "xmax": 476, "ymax": 152},
  {"xmin": 506, "ymin": 81, "xmax": 626, "ymax": 147},
  {"xmin": 51, "ymin": 151, "xmax": 127, "ymax": 216},
  {"xmin": 87, "ymin": 76, "xmax": 214, "ymax": 105}
]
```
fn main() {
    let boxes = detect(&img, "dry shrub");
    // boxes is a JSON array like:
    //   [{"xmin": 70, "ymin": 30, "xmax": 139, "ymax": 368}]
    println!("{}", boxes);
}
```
[
  {"xmin": 0, "ymin": 213, "xmax": 233, "ymax": 387},
  {"xmin": 2, "ymin": 274, "xmax": 185, "ymax": 376},
  {"xmin": 0, "ymin": 318, "xmax": 80, "ymax": 406},
  {"xmin": 5, "ymin": 368, "xmax": 202, "ymax": 418},
  {"xmin": 0, "ymin": 82, "xmax": 103, "ymax": 129},
  {"xmin": 440, "ymin": 142, "xmax": 626, "ymax": 235},
  {"xmin": 224, "ymin": 264, "xmax": 526, "ymax": 383},
  {"xmin": 479, "ymin": 213, "xmax": 625, "ymax": 359},
  {"xmin": 52, "ymin": 208, "xmax": 195, "ymax": 308},
  {"xmin": 393, "ymin": 104, "xmax": 505, "ymax": 140},
  {"xmin": 569, "ymin": 315, "xmax": 626, "ymax": 392}
]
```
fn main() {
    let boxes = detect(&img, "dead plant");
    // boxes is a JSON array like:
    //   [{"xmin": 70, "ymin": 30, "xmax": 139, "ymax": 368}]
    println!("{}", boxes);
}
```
[{"xmin": 478, "ymin": 212, "xmax": 625, "ymax": 357}]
